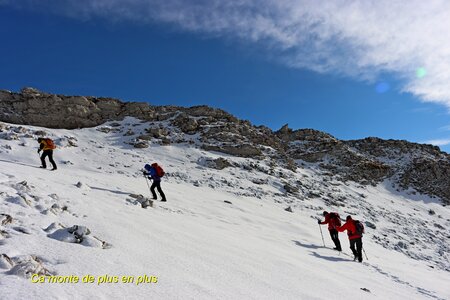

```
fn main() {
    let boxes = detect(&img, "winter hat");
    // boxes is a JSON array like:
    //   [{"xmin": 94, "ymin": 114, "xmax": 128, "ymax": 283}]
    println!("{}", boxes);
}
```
[
  {"xmin": 144, "ymin": 164, "xmax": 152, "ymax": 171},
  {"xmin": 346, "ymin": 215, "xmax": 352, "ymax": 221},
  {"xmin": 323, "ymin": 211, "xmax": 328, "ymax": 216},
  {"xmin": 37, "ymin": 138, "xmax": 43, "ymax": 142}
]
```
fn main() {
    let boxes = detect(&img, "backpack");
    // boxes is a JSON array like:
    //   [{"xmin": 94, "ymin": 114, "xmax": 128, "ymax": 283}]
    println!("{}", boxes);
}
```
[
  {"xmin": 45, "ymin": 138, "xmax": 56, "ymax": 150},
  {"xmin": 329, "ymin": 212, "xmax": 341, "ymax": 227},
  {"xmin": 152, "ymin": 163, "xmax": 165, "ymax": 177},
  {"xmin": 354, "ymin": 220, "xmax": 365, "ymax": 236}
]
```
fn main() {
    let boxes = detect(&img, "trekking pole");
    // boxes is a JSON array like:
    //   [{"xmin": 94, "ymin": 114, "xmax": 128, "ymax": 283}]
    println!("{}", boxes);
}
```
[
  {"xmin": 144, "ymin": 175, "xmax": 152, "ymax": 197},
  {"xmin": 318, "ymin": 223, "xmax": 325, "ymax": 247},
  {"xmin": 362, "ymin": 246, "xmax": 369, "ymax": 260}
]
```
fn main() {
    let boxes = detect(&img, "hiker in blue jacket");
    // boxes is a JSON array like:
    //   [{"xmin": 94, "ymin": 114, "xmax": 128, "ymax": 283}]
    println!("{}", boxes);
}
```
[{"xmin": 143, "ymin": 163, "xmax": 167, "ymax": 202}]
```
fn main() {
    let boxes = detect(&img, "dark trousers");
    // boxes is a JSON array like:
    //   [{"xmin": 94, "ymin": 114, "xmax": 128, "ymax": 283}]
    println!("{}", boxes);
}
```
[
  {"xmin": 350, "ymin": 237, "xmax": 363, "ymax": 262},
  {"xmin": 329, "ymin": 229, "xmax": 342, "ymax": 251},
  {"xmin": 150, "ymin": 180, "xmax": 166, "ymax": 201},
  {"xmin": 41, "ymin": 150, "xmax": 57, "ymax": 169}
]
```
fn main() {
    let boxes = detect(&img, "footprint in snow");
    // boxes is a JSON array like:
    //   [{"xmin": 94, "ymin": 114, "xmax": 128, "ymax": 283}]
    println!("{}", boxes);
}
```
[{"xmin": 5, "ymin": 195, "xmax": 32, "ymax": 208}]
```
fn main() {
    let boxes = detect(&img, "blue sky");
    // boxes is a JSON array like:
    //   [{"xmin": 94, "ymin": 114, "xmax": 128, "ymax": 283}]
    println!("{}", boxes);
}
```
[{"xmin": 1, "ymin": 2, "xmax": 449, "ymax": 152}]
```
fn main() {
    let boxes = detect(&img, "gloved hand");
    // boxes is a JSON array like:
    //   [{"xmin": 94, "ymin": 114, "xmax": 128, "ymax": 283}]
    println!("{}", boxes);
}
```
[
  {"xmin": 37, "ymin": 149, "xmax": 41, "ymax": 154},
  {"xmin": 143, "ymin": 171, "xmax": 148, "ymax": 176},
  {"xmin": 317, "ymin": 219, "xmax": 321, "ymax": 224}
]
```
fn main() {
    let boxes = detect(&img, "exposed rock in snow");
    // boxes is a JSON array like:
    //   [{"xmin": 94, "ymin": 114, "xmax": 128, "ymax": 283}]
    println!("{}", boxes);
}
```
[
  {"xmin": 75, "ymin": 182, "xmax": 89, "ymax": 190},
  {"xmin": 128, "ymin": 194, "xmax": 153, "ymax": 208},
  {"xmin": 365, "ymin": 221, "xmax": 376, "ymax": 229},
  {"xmin": 202, "ymin": 144, "xmax": 263, "ymax": 158},
  {"xmin": 0, "ymin": 213, "xmax": 12, "ymax": 225},
  {"xmin": 285, "ymin": 206, "xmax": 293, "ymax": 213},
  {"xmin": 197, "ymin": 157, "xmax": 232, "ymax": 170},
  {"xmin": 144, "ymin": 126, "xmax": 169, "ymax": 138},
  {"xmin": 132, "ymin": 140, "xmax": 149, "ymax": 149},
  {"xmin": 7, "ymin": 255, "xmax": 52, "ymax": 278},
  {"xmin": 123, "ymin": 129, "xmax": 135, "ymax": 136},
  {"xmin": 44, "ymin": 203, "xmax": 69, "ymax": 215},
  {"xmin": 46, "ymin": 225, "xmax": 109, "ymax": 249},
  {"xmin": 283, "ymin": 183, "xmax": 299, "ymax": 194},
  {"xmin": 0, "ymin": 254, "xmax": 14, "ymax": 269},
  {"xmin": 0, "ymin": 229, "xmax": 10, "ymax": 239}
]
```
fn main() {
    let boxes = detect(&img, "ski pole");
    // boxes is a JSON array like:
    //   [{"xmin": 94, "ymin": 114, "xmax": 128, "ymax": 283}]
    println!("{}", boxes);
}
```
[
  {"xmin": 318, "ymin": 223, "xmax": 325, "ymax": 247},
  {"xmin": 362, "ymin": 246, "xmax": 368, "ymax": 260}
]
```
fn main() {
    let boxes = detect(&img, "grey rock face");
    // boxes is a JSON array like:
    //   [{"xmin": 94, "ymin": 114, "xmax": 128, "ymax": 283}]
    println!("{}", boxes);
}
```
[
  {"xmin": 172, "ymin": 113, "xmax": 199, "ymax": 134},
  {"xmin": 283, "ymin": 183, "xmax": 299, "ymax": 194},
  {"xmin": 399, "ymin": 158, "xmax": 450, "ymax": 203},
  {"xmin": 0, "ymin": 88, "xmax": 160, "ymax": 129},
  {"xmin": 202, "ymin": 144, "xmax": 263, "ymax": 158},
  {"xmin": 144, "ymin": 127, "xmax": 169, "ymax": 138},
  {"xmin": 198, "ymin": 157, "xmax": 232, "ymax": 170}
]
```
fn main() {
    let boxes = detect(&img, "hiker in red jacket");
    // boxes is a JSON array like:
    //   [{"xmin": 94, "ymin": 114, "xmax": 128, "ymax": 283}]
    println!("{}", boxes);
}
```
[
  {"xmin": 337, "ymin": 215, "xmax": 363, "ymax": 262},
  {"xmin": 318, "ymin": 211, "xmax": 342, "ymax": 251}
]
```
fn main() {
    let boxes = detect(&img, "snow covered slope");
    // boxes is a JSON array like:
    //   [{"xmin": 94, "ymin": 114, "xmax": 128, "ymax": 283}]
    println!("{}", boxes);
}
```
[{"xmin": 0, "ymin": 118, "xmax": 449, "ymax": 300}]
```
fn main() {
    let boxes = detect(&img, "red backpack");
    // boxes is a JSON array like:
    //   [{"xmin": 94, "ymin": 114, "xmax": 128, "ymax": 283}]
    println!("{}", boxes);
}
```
[
  {"xmin": 45, "ymin": 138, "xmax": 56, "ymax": 150},
  {"xmin": 329, "ymin": 212, "xmax": 342, "ymax": 227},
  {"xmin": 152, "ymin": 163, "xmax": 165, "ymax": 177}
]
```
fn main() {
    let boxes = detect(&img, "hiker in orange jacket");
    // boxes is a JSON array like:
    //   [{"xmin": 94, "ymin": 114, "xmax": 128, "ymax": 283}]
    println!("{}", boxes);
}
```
[
  {"xmin": 337, "ymin": 215, "xmax": 363, "ymax": 262},
  {"xmin": 37, "ymin": 138, "xmax": 57, "ymax": 170}
]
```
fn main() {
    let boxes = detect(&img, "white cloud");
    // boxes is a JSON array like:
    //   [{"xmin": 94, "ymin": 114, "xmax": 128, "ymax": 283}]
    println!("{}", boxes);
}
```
[
  {"xmin": 439, "ymin": 125, "xmax": 450, "ymax": 131},
  {"xmin": 424, "ymin": 138, "xmax": 450, "ymax": 146},
  {"xmin": 4, "ymin": 0, "xmax": 450, "ymax": 108}
]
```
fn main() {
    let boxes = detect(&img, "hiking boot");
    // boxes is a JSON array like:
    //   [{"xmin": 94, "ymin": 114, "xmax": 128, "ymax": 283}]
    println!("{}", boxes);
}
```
[
  {"xmin": 51, "ymin": 167, "xmax": 57, "ymax": 171},
  {"xmin": 353, "ymin": 255, "xmax": 357, "ymax": 261},
  {"xmin": 40, "ymin": 166, "xmax": 46, "ymax": 169},
  {"xmin": 161, "ymin": 199, "xmax": 167, "ymax": 202}
]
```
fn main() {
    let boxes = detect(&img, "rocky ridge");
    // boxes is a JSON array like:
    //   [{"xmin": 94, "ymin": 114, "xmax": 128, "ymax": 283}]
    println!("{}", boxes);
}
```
[{"xmin": 1, "ymin": 87, "xmax": 449, "ymax": 204}]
